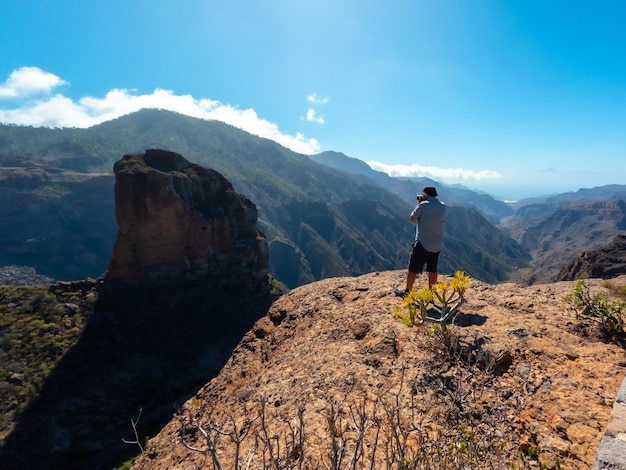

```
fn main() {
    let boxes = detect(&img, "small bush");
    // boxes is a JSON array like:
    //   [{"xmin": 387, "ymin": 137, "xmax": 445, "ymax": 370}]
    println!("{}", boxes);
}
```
[
  {"xmin": 432, "ymin": 270, "xmax": 470, "ymax": 310},
  {"xmin": 393, "ymin": 271, "xmax": 470, "ymax": 327},
  {"xmin": 393, "ymin": 288, "xmax": 432, "ymax": 326},
  {"xmin": 564, "ymin": 280, "xmax": 626, "ymax": 341}
]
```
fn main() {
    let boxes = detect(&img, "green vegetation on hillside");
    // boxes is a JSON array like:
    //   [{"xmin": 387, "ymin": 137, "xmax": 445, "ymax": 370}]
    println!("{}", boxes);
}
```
[
  {"xmin": 0, "ymin": 277, "xmax": 274, "ymax": 469},
  {"xmin": 564, "ymin": 280, "xmax": 626, "ymax": 343},
  {"xmin": 0, "ymin": 284, "xmax": 95, "ymax": 434},
  {"xmin": 0, "ymin": 109, "xmax": 532, "ymax": 288}
]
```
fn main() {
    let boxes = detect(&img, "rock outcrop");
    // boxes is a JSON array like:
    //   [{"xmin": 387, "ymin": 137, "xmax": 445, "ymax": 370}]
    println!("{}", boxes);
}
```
[
  {"xmin": 132, "ymin": 271, "xmax": 626, "ymax": 470},
  {"xmin": 0, "ymin": 265, "xmax": 54, "ymax": 285},
  {"xmin": 557, "ymin": 234, "xmax": 626, "ymax": 281},
  {"xmin": 500, "ymin": 198, "xmax": 626, "ymax": 284},
  {"xmin": 0, "ymin": 151, "xmax": 276, "ymax": 470},
  {"xmin": 106, "ymin": 149, "xmax": 270, "ymax": 287}
]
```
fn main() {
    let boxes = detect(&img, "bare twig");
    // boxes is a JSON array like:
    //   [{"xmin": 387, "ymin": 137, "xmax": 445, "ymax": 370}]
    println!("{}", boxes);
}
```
[{"xmin": 122, "ymin": 408, "xmax": 145, "ymax": 454}]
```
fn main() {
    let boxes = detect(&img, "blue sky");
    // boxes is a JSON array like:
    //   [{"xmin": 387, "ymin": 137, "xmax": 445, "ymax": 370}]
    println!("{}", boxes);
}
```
[{"xmin": 1, "ymin": 0, "xmax": 625, "ymax": 200}]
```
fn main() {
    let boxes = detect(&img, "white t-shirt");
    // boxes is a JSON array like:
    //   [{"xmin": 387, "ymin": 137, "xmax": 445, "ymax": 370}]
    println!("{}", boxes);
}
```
[{"xmin": 411, "ymin": 198, "xmax": 446, "ymax": 252}]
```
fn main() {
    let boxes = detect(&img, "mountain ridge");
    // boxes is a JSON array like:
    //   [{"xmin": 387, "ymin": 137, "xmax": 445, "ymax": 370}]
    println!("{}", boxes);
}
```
[
  {"xmin": 500, "ymin": 198, "xmax": 626, "ymax": 283},
  {"xmin": 2, "ymin": 109, "xmax": 624, "ymax": 288},
  {"xmin": 311, "ymin": 150, "xmax": 514, "ymax": 224},
  {"xmin": 0, "ymin": 109, "xmax": 531, "ymax": 288},
  {"xmin": 557, "ymin": 234, "xmax": 626, "ymax": 281}
]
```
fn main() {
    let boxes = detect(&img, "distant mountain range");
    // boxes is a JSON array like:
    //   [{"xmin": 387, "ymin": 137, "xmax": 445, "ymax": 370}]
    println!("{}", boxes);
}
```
[
  {"xmin": 1, "ymin": 111, "xmax": 417, "ymax": 287},
  {"xmin": 310, "ymin": 150, "xmax": 626, "ymax": 283},
  {"xmin": 1, "ymin": 109, "xmax": 624, "ymax": 287},
  {"xmin": 310, "ymin": 151, "xmax": 514, "ymax": 224},
  {"xmin": 500, "ymin": 198, "xmax": 626, "ymax": 283},
  {"xmin": 509, "ymin": 185, "xmax": 626, "ymax": 210}
]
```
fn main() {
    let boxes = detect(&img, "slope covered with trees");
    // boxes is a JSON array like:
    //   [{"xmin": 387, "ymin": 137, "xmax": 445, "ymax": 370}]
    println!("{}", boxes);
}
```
[{"xmin": 0, "ymin": 109, "xmax": 530, "ymax": 287}]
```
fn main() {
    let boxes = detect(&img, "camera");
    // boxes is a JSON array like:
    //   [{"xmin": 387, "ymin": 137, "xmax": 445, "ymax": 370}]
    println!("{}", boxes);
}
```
[{"xmin": 417, "ymin": 195, "xmax": 425, "ymax": 202}]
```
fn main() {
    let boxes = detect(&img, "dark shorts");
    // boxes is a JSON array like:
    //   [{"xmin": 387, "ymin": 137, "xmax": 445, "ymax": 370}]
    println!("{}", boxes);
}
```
[{"xmin": 408, "ymin": 241, "xmax": 440, "ymax": 274}]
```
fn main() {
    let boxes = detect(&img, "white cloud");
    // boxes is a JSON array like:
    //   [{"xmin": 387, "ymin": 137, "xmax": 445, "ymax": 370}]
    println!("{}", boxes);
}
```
[
  {"xmin": 0, "ymin": 66, "xmax": 68, "ymax": 98},
  {"xmin": 367, "ymin": 160, "xmax": 502, "ymax": 182},
  {"xmin": 307, "ymin": 93, "xmax": 329, "ymax": 104},
  {"xmin": 302, "ymin": 108, "xmax": 325, "ymax": 124},
  {"xmin": 0, "ymin": 67, "xmax": 320, "ymax": 155}
]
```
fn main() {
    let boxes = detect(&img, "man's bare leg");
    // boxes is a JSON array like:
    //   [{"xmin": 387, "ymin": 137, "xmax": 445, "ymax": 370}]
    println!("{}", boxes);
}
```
[
  {"xmin": 406, "ymin": 271, "xmax": 417, "ymax": 291},
  {"xmin": 428, "ymin": 271, "xmax": 438, "ymax": 289}
]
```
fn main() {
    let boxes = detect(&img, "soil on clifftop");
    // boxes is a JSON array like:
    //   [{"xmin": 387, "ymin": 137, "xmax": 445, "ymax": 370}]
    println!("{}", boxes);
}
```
[{"xmin": 133, "ymin": 270, "xmax": 626, "ymax": 470}]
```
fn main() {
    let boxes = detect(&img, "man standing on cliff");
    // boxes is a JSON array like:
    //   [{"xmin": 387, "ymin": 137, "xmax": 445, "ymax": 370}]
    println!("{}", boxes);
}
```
[{"xmin": 396, "ymin": 186, "xmax": 446, "ymax": 297}]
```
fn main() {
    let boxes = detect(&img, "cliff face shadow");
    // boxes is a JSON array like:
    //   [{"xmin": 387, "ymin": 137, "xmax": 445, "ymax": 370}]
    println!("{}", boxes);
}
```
[{"xmin": 0, "ymin": 280, "xmax": 272, "ymax": 470}]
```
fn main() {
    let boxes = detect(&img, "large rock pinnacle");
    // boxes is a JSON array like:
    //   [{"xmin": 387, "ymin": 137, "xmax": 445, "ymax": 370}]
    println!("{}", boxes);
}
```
[{"xmin": 105, "ymin": 149, "xmax": 270, "ymax": 286}]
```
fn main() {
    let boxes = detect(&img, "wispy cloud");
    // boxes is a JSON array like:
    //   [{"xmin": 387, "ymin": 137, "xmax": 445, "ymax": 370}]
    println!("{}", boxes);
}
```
[
  {"xmin": 307, "ymin": 93, "xmax": 329, "ymax": 104},
  {"xmin": 302, "ymin": 108, "xmax": 325, "ymax": 124},
  {"xmin": 0, "ymin": 67, "xmax": 320, "ymax": 155},
  {"xmin": 367, "ymin": 161, "xmax": 502, "ymax": 182}
]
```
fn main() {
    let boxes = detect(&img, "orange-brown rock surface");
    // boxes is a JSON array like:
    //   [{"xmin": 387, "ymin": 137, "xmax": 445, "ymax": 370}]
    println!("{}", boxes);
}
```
[
  {"xmin": 557, "ymin": 234, "xmax": 626, "ymax": 282},
  {"xmin": 106, "ymin": 149, "xmax": 269, "ymax": 286},
  {"xmin": 132, "ymin": 271, "xmax": 626, "ymax": 469}
]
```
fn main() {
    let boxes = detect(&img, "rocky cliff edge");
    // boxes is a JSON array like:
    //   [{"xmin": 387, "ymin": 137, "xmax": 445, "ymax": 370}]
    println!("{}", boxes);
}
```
[{"xmin": 133, "ymin": 270, "xmax": 626, "ymax": 470}]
